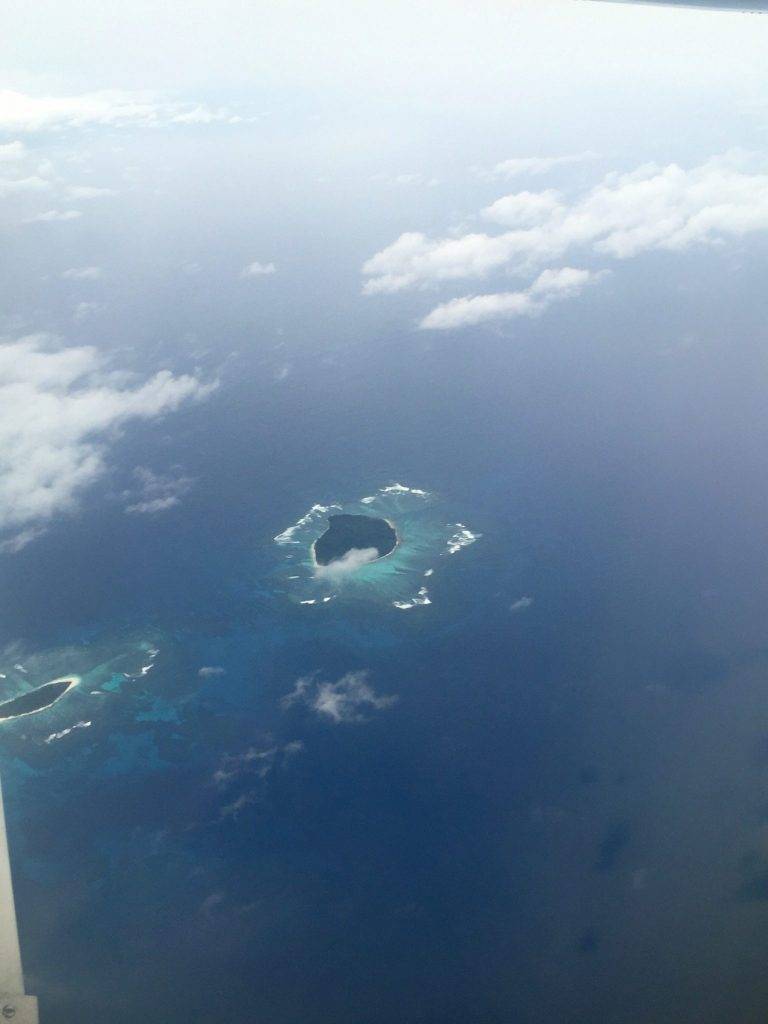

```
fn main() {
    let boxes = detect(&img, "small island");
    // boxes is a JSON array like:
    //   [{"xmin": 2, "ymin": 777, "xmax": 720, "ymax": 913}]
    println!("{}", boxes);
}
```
[
  {"xmin": 314, "ymin": 514, "xmax": 398, "ymax": 566},
  {"xmin": 0, "ymin": 677, "xmax": 78, "ymax": 722}
]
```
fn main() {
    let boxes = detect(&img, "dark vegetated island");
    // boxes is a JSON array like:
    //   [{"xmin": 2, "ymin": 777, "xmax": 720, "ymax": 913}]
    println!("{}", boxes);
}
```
[
  {"xmin": 314, "ymin": 514, "xmax": 398, "ymax": 566},
  {"xmin": 0, "ymin": 678, "xmax": 77, "ymax": 721}
]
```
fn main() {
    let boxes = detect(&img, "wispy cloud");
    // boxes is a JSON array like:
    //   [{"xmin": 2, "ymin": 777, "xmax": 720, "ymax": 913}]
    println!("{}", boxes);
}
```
[
  {"xmin": 123, "ymin": 466, "xmax": 194, "ymax": 515},
  {"xmin": 240, "ymin": 260, "xmax": 276, "ymax": 278},
  {"xmin": 0, "ymin": 335, "xmax": 215, "ymax": 551},
  {"xmin": 314, "ymin": 546, "xmax": 379, "ymax": 579},
  {"xmin": 66, "ymin": 185, "xmax": 116, "ymax": 200},
  {"xmin": 213, "ymin": 739, "xmax": 303, "ymax": 821},
  {"xmin": 370, "ymin": 171, "xmax": 440, "ymax": 188},
  {"xmin": 62, "ymin": 266, "xmax": 103, "ymax": 280},
  {"xmin": 73, "ymin": 301, "xmax": 103, "ymax": 322},
  {"xmin": 282, "ymin": 670, "xmax": 398, "ymax": 724},
  {"xmin": 26, "ymin": 208, "xmax": 81, "ymax": 222},
  {"xmin": 489, "ymin": 152, "xmax": 599, "ymax": 179},
  {"xmin": 0, "ymin": 88, "xmax": 242, "ymax": 133}
]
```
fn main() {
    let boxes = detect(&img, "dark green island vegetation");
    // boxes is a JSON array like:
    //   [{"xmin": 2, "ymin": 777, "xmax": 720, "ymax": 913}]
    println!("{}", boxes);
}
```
[
  {"xmin": 0, "ymin": 678, "xmax": 77, "ymax": 721},
  {"xmin": 314, "ymin": 514, "xmax": 398, "ymax": 566}
]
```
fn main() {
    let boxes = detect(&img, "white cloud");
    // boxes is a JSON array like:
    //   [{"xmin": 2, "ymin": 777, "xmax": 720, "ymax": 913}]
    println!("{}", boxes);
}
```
[
  {"xmin": 67, "ymin": 185, "xmax": 116, "ymax": 200},
  {"xmin": 0, "ymin": 528, "xmax": 43, "ymax": 554},
  {"xmin": 490, "ymin": 152, "xmax": 598, "ymax": 179},
  {"xmin": 0, "ymin": 335, "xmax": 214, "ymax": 550},
  {"xmin": 481, "ymin": 189, "xmax": 563, "ymax": 228},
  {"xmin": 213, "ymin": 740, "xmax": 302, "ymax": 799},
  {"xmin": 419, "ymin": 267, "xmax": 600, "ymax": 330},
  {"xmin": 314, "ymin": 546, "xmax": 379, "ymax": 579},
  {"xmin": 198, "ymin": 665, "xmax": 225, "ymax": 678},
  {"xmin": 0, "ymin": 175, "xmax": 50, "ymax": 197},
  {"xmin": 123, "ymin": 466, "xmax": 194, "ymax": 515},
  {"xmin": 0, "ymin": 141, "xmax": 26, "ymax": 162},
  {"xmin": 362, "ymin": 230, "xmax": 515, "ymax": 294},
  {"xmin": 27, "ymin": 209, "xmax": 81, "ymax": 222},
  {"xmin": 510, "ymin": 596, "xmax": 533, "ymax": 612},
  {"xmin": 213, "ymin": 745, "xmax": 277, "ymax": 787},
  {"xmin": 0, "ymin": 89, "xmax": 241, "ymax": 133},
  {"xmin": 282, "ymin": 670, "xmax": 397, "ymax": 724},
  {"xmin": 240, "ymin": 260, "xmax": 276, "ymax": 278},
  {"xmin": 363, "ymin": 152, "xmax": 768, "ymax": 301},
  {"xmin": 219, "ymin": 792, "xmax": 257, "ymax": 820},
  {"xmin": 62, "ymin": 266, "xmax": 103, "ymax": 280}
]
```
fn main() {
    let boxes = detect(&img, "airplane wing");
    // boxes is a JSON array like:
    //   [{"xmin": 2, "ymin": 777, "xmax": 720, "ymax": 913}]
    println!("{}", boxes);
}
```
[{"xmin": 586, "ymin": 1, "xmax": 768, "ymax": 10}]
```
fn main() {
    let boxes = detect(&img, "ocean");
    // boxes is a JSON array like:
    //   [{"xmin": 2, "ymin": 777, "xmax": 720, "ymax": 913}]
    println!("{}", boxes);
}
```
[{"xmin": 3, "ymin": 138, "xmax": 768, "ymax": 1023}]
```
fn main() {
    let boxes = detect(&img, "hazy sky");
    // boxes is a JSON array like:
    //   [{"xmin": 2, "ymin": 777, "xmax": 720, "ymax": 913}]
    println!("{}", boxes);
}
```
[
  {"xmin": 1, "ymin": 0, "xmax": 768, "ymax": 553},
  {"xmin": 1, "ymin": 1, "xmax": 767, "ymax": 117}
]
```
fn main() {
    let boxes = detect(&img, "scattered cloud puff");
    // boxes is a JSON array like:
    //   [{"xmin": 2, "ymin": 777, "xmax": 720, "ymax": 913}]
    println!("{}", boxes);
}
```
[
  {"xmin": 282, "ymin": 670, "xmax": 398, "ymax": 724},
  {"xmin": 0, "ymin": 527, "xmax": 43, "ymax": 554},
  {"xmin": 489, "ymin": 152, "xmax": 599, "ymax": 179},
  {"xmin": 219, "ymin": 791, "xmax": 257, "ymax": 820},
  {"xmin": 62, "ymin": 266, "xmax": 103, "ymax": 280},
  {"xmin": 314, "ymin": 546, "xmax": 379, "ymax": 579},
  {"xmin": 510, "ymin": 596, "xmax": 534, "ymax": 612},
  {"xmin": 240, "ymin": 260, "xmax": 276, "ymax": 278},
  {"xmin": 214, "ymin": 745, "xmax": 280, "ymax": 788},
  {"xmin": 0, "ymin": 89, "xmax": 242, "ymax": 133},
  {"xmin": 198, "ymin": 665, "xmax": 226, "ymax": 678},
  {"xmin": 26, "ymin": 209, "xmax": 81, "ymax": 222},
  {"xmin": 123, "ymin": 466, "xmax": 194, "ymax": 515},
  {"xmin": 365, "ymin": 152, "xmax": 768, "ymax": 298},
  {"xmin": 363, "ymin": 151, "xmax": 768, "ymax": 330},
  {"xmin": 213, "ymin": 739, "xmax": 303, "ymax": 820},
  {"xmin": 419, "ymin": 267, "xmax": 602, "ymax": 330},
  {"xmin": 0, "ymin": 141, "xmax": 26, "ymax": 162},
  {"xmin": 0, "ymin": 334, "xmax": 215, "ymax": 551}
]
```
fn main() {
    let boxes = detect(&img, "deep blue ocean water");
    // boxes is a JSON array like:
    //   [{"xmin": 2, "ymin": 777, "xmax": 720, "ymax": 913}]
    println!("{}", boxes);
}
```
[{"xmin": 3, "ymin": 133, "xmax": 768, "ymax": 1023}]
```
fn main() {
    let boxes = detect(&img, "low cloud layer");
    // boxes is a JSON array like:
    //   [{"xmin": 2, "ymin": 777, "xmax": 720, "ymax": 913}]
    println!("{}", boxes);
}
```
[
  {"xmin": 0, "ymin": 335, "xmax": 214, "ymax": 550},
  {"xmin": 282, "ymin": 670, "xmax": 398, "ymax": 724}
]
